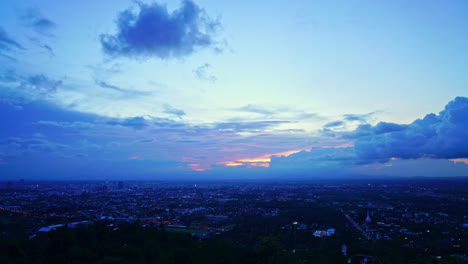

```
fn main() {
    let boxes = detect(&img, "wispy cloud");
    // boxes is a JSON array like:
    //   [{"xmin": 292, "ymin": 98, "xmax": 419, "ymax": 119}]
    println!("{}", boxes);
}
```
[
  {"xmin": 41, "ymin": 44, "xmax": 55, "ymax": 57},
  {"xmin": 194, "ymin": 63, "xmax": 217, "ymax": 82},
  {"xmin": 323, "ymin": 120, "xmax": 344, "ymax": 128},
  {"xmin": 343, "ymin": 111, "xmax": 380, "ymax": 123},
  {"xmin": 232, "ymin": 104, "xmax": 321, "ymax": 121},
  {"xmin": 234, "ymin": 104, "xmax": 274, "ymax": 116},
  {"xmin": 163, "ymin": 104, "xmax": 185, "ymax": 118},
  {"xmin": 95, "ymin": 80, "xmax": 152, "ymax": 97},
  {"xmin": 20, "ymin": 8, "xmax": 57, "ymax": 37},
  {"xmin": 0, "ymin": 27, "xmax": 25, "ymax": 51}
]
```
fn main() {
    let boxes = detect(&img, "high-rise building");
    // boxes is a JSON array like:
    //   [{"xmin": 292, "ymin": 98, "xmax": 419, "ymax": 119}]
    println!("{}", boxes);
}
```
[{"xmin": 365, "ymin": 211, "xmax": 372, "ymax": 223}]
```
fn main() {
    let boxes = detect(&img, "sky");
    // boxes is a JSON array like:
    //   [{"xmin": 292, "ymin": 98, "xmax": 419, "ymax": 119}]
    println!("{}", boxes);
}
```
[{"xmin": 1, "ymin": 0, "xmax": 468, "ymax": 180}]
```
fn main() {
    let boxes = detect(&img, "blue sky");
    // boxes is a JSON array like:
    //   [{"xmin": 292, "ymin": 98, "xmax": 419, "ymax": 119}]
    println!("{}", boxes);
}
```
[{"xmin": 1, "ymin": 0, "xmax": 468, "ymax": 179}]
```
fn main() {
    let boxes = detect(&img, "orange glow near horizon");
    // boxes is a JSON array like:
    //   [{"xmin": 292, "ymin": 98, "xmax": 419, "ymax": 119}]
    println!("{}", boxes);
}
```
[
  {"xmin": 225, "ymin": 148, "xmax": 311, "ymax": 169},
  {"xmin": 238, "ymin": 156, "xmax": 271, "ymax": 163},
  {"xmin": 129, "ymin": 156, "xmax": 139, "ymax": 160},
  {"xmin": 450, "ymin": 158, "xmax": 468, "ymax": 164},
  {"xmin": 224, "ymin": 161, "xmax": 243, "ymax": 166},
  {"xmin": 188, "ymin": 163, "xmax": 206, "ymax": 172},
  {"xmin": 249, "ymin": 162, "xmax": 269, "ymax": 168}
]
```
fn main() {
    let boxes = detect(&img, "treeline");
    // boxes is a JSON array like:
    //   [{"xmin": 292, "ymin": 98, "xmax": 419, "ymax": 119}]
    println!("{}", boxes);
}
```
[
  {"xmin": 0, "ymin": 221, "xmax": 465, "ymax": 263},
  {"xmin": 0, "ymin": 223, "xmax": 350, "ymax": 264}
]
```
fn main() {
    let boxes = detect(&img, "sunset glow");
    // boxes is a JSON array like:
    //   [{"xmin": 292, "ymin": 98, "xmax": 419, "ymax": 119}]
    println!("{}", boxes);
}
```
[
  {"xmin": 224, "ymin": 148, "xmax": 310, "ymax": 168},
  {"xmin": 450, "ymin": 159, "xmax": 468, "ymax": 165}
]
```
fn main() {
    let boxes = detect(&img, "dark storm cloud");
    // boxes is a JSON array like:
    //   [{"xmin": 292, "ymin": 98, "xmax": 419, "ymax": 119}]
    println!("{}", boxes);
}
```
[
  {"xmin": 163, "ymin": 104, "xmax": 185, "ymax": 118},
  {"xmin": 354, "ymin": 97, "xmax": 468, "ymax": 163},
  {"xmin": 0, "ymin": 27, "xmax": 25, "ymax": 51},
  {"xmin": 100, "ymin": 0, "xmax": 221, "ymax": 59}
]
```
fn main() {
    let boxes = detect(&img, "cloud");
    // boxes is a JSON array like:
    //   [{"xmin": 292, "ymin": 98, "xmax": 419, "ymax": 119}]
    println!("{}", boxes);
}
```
[
  {"xmin": 342, "ymin": 122, "xmax": 407, "ymax": 139},
  {"xmin": 20, "ymin": 8, "xmax": 57, "ymax": 37},
  {"xmin": 234, "ymin": 104, "xmax": 275, "ymax": 116},
  {"xmin": 107, "ymin": 116, "xmax": 149, "ymax": 130},
  {"xmin": 4, "ymin": 89, "xmax": 467, "ymax": 178},
  {"xmin": 74, "ymin": 153, "xmax": 88, "ymax": 158},
  {"xmin": 354, "ymin": 158, "xmax": 468, "ymax": 177},
  {"xmin": 20, "ymin": 74, "xmax": 62, "ymax": 96},
  {"xmin": 35, "ymin": 120, "xmax": 95, "ymax": 129},
  {"xmin": 0, "ymin": 27, "xmax": 25, "ymax": 51},
  {"xmin": 95, "ymin": 79, "xmax": 152, "ymax": 97},
  {"xmin": 232, "ymin": 105, "xmax": 321, "ymax": 121},
  {"xmin": 0, "ymin": 72, "xmax": 62, "ymax": 108},
  {"xmin": 269, "ymin": 97, "xmax": 468, "ymax": 174},
  {"xmin": 214, "ymin": 121, "xmax": 291, "ymax": 133},
  {"xmin": 100, "ymin": 0, "xmax": 222, "ymax": 59},
  {"xmin": 0, "ymin": 68, "xmax": 19, "ymax": 82},
  {"xmin": 163, "ymin": 104, "xmax": 185, "ymax": 118},
  {"xmin": 343, "ymin": 111, "xmax": 379, "ymax": 123},
  {"xmin": 41, "ymin": 44, "xmax": 55, "ymax": 57},
  {"xmin": 269, "ymin": 146, "xmax": 357, "ymax": 175},
  {"xmin": 295, "ymin": 112, "xmax": 320, "ymax": 120},
  {"xmin": 354, "ymin": 96, "xmax": 468, "ymax": 163},
  {"xmin": 194, "ymin": 63, "xmax": 217, "ymax": 82},
  {"xmin": 0, "ymin": 136, "xmax": 69, "ymax": 157},
  {"xmin": 323, "ymin": 120, "xmax": 344, "ymax": 128}
]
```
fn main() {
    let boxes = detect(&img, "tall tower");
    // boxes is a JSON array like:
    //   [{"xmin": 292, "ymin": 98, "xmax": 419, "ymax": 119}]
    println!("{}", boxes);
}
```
[{"xmin": 365, "ymin": 211, "xmax": 372, "ymax": 223}]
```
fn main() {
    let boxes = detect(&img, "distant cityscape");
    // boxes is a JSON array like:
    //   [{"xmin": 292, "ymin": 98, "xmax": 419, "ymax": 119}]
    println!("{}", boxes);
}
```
[{"xmin": 1, "ymin": 178, "xmax": 467, "ymax": 263}]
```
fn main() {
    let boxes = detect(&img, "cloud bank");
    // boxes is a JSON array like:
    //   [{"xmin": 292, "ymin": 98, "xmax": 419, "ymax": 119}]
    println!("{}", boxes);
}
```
[
  {"xmin": 1, "ymin": 96, "xmax": 468, "ymax": 179},
  {"xmin": 271, "ymin": 97, "xmax": 468, "ymax": 175},
  {"xmin": 354, "ymin": 96, "xmax": 468, "ymax": 164}
]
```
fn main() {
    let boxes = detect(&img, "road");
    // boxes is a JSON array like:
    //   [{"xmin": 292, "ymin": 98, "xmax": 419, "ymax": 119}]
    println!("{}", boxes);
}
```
[{"xmin": 345, "ymin": 214, "xmax": 374, "ymax": 241}]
